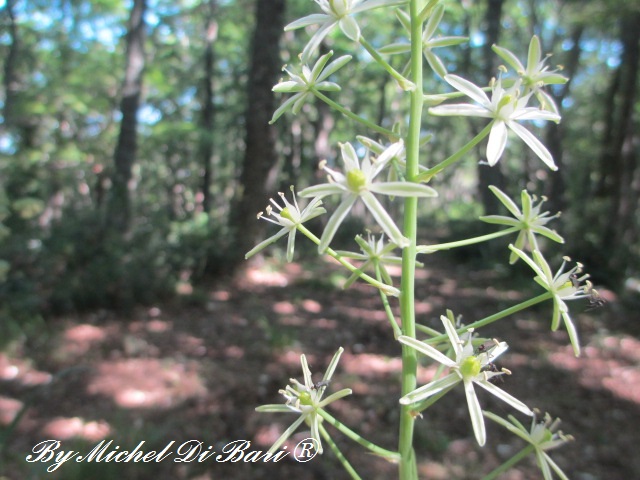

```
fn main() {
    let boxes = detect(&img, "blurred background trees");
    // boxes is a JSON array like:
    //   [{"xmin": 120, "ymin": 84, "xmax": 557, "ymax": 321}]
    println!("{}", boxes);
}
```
[{"xmin": 0, "ymin": 0, "xmax": 638, "ymax": 328}]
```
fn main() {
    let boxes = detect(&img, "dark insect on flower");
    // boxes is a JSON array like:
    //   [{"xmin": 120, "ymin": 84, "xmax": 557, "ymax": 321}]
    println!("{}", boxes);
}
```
[
  {"xmin": 312, "ymin": 380, "xmax": 330, "ymax": 390},
  {"xmin": 476, "ymin": 338, "xmax": 500, "ymax": 356},
  {"xmin": 584, "ymin": 280, "xmax": 606, "ymax": 311},
  {"xmin": 481, "ymin": 362, "xmax": 505, "ymax": 383}
]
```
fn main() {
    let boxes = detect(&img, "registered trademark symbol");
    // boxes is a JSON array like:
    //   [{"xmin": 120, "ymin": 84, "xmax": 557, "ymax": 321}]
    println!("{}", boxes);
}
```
[{"xmin": 293, "ymin": 438, "xmax": 320, "ymax": 462}]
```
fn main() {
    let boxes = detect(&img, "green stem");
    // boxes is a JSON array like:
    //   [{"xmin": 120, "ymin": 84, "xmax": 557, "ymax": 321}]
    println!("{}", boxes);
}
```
[
  {"xmin": 398, "ymin": 2, "xmax": 423, "ymax": 479},
  {"xmin": 415, "ymin": 122, "xmax": 493, "ymax": 182},
  {"xmin": 481, "ymin": 445, "xmax": 535, "ymax": 480},
  {"xmin": 375, "ymin": 263, "xmax": 403, "ymax": 339},
  {"xmin": 417, "ymin": 227, "xmax": 520, "ymax": 253},
  {"xmin": 312, "ymin": 89, "xmax": 396, "ymax": 138},
  {"xmin": 359, "ymin": 36, "xmax": 415, "ymax": 91},
  {"xmin": 319, "ymin": 423, "xmax": 363, "ymax": 480},
  {"xmin": 415, "ymin": 323, "xmax": 441, "ymax": 336},
  {"xmin": 297, "ymin": 224, "xmax": 399, "ymax": 296},
  {"xmin": 318, "ymin": 409, "xmax": 400, "ymax": 461},
  {"xmin": 424, "ymin": 292, "xmax": 553, "ymax": 345}
]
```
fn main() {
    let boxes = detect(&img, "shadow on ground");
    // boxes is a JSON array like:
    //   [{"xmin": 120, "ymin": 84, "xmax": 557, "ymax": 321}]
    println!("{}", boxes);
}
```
[{"xmin": 1, "ymin": 255, "xmax": 639, "ymax": 480}]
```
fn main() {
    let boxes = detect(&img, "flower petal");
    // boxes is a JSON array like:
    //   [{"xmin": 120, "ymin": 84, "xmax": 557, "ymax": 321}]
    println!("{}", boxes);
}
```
[
  {"xmin": 475, "ymin": 380, "xmax": 533, "ymax": 416},
  {"xmin": 508, "ymin": 121, "xmax": 557, "ymax": 170},
  {"xmin": 399, "ymin": 373, "xmax": 460, "ymax": 405},
  {"xmin": 562, "ymin": 311, "xmax": 581, "ymax": 357},
  {"xmin": 339, "ymin": 15, "xmax": 360, "ymax": 41},
  {"xmin": 285, "ymin": 13, "xmax": 332, "ymax": 30},
  {"xmin": 360, "ymin": 191, "xmax": 409, "ymax": 248},
  {"xmin": 317, "ymin": 55, "xmax": 353, "ymax": 82},
  {"xmin": 265, "ymin": 414, "xmax": 307, "ymax": 455},
  {"xmin": 270, "ymin": 94, "xmax": 303, "ymax": 124},
  {"xmin": 245, "ymin": 228, "xmax": 289, "ymax": 259},
  {"xmin": 299, "ymin": 183, "xmax": 344, "ymax": 198},
  {"xmin": 301, "ymin": 21, "xmax": 338, "ymax": 63},
  {"xmin": 428, "ymin": 104, "xmax": 492, "ymax": 117},
  {"xmin": 369, "ymin": 182, "xmax": 438, "ymax": 197},
  {"xmin": 444, "ymin": 74, "xmax": 491, "ymax": 106},
  {"xmin": 486, "ymin": 120, "xmax": 508, "ymax": 166},
  {"xmin": 398, "ymin": 335, "xmax": 457, "ymax": 367},
  {"xmin": 492, "ymin": 44, "xmax": 525, "ymax": 72},
  {"xmin": 318, "ymin": 388, "xmax": 353, "ymax": 408},
  {"xmin": 508, "ymin": 244, "xmax": 547, "ymax": 279},
  {"xmin": 464, "ymin": 380, "xmax": 486, "ymax": 446},
  {"xmin": 440, "ymin": 315, "xmax": 463, "ymax": 357},
  {"xmin": 286, "ymin": 230, "xmax": 297, "ymax": 262},
  {"xmin": 489, "ymin": 185, "xmax": 522, "ymax": 218},
  {"xmin": 340, "ymin": 142, "xmax": 360, "ymax": 172},
  {"xmin": 318, "ymin": 195, "xmax": 357, "ymax": 253}
]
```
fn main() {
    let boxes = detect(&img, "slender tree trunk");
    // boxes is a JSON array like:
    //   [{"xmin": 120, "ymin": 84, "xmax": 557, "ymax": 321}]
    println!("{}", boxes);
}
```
[
  {"xmin": 478, "ymin": 0, "xmax": 506, "ymax": 215},
  {"xmin": 107, "ymin": 0, "xmax": 147, "ymax": 232},
  {"xmin": 545, "ymin": 24, "xmax": 584, "ymax": 213},
  {"xmin": 2, "ymin": 0, "xmax": 19, "ymax": 131},
  {"xmin": 598, "ymin": 12, "xmax": 640, "ymax": 279},
  {"xmin": 200, "ymin": 0, "xmax": 218, "ymax": 214},
  {"xmin": 230, "ymin": 0, "xmax": 286, "ymax": 265}
]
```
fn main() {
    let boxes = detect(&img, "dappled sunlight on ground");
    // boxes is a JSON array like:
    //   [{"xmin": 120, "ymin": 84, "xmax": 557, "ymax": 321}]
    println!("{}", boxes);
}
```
[
  {"xmin": 0, "ymin": 396, "xmax": 23, "ymax": 425},
  {"xmin": 87, "ymin": 359, "xmax": 207, "ymax": 409},
  {"xmin": 41, "ymin": 417, "xmax": 111, "ymax": 441},
  {"xmin": 2, "ymin": 257, "xmax": 639, "ymax": 479},
  {"xmin": 549, "ymin": 334, "xmax": 640, "ymax": 404},
  {"xmin": 0, "ymin": 353, "xmax": 52, "ymax": 385}
]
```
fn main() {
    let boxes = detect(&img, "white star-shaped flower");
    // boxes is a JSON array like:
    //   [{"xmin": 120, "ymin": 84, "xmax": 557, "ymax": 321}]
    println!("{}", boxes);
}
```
[
  {"xmin": 508, "ymin": 245, "xmax": 589, "ymax": 356},
  {"xmin": 379, "ymin": 4, "xmax": 467, "ymax": 78},
  {"xmin": 299, "ymin": 140, "xmax": 437, "ymax": 253},
  {"xmin": 429, "ymin": 74, "xmax": 561, "ymax": 169},
  {"xmin": 245, "ymin": 187, "xmax": 325, "ymax": 262},
  {"xmin": 484, "ymin": 410, "xmax": 574, "ymax": 480},
  {"xmin": 398, "ymin": 316, "xmax": 533, "ymax": 446},
  {"xmin": 335, "ymin": 233, "xmax": 405, "ymax": 288},
  {"xmin": 493, "ymin": 35, "xmax": 568, "ymax": 115},
  {"xmin": 480, "ymin": 185, "xmax": 564, "ymax": 263},
  {"xmin": 270, "ymin": 51, "xmax": 351, "ymax": 124},
  {"xmin": 256, "ymin": 347, "xmax": 351, "ymax": 454},
  {"xmin": 285, "ymin": 0, "xmax": 407, "ymax": 62}
]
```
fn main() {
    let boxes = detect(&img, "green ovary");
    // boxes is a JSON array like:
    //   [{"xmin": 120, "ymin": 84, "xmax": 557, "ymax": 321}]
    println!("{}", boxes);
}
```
[
  {"xmin": 346, "ymin": 169, "xmax": 367, "ymax": 192},
  {"xmin": 459, "ymin": 356, "xmax": 482, "ymax": 380},
  {"xmin": 298, "ymin": 391, "xmax": 313, "ymax": 406},
  {"xmin": 280, "ymin": 207, "xmax": 294, "ymax": 222}
]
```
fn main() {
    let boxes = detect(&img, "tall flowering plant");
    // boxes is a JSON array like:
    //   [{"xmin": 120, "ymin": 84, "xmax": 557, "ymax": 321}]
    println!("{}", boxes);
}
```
[{"xmin": 246, "ymin": 1, "xmax": 587, "ymax": 478}]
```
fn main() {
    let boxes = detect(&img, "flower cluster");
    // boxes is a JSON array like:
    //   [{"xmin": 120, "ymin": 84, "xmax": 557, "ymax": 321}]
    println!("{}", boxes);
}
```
[{"xmin": 256, "ymin": 348, "xmax": 351, "ymax": 454}]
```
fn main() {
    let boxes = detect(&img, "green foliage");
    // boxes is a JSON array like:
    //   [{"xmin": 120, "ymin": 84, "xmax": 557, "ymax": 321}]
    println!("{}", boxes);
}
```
[{"xmin": 0, "ymin": 0, "xmax": 638, "ymax": 323}]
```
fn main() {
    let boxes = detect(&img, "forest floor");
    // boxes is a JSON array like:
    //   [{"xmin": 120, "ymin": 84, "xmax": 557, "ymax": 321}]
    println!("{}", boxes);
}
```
[{"xmin": 1, "ymin": 251, "xmax": 640, "ymax": 480}]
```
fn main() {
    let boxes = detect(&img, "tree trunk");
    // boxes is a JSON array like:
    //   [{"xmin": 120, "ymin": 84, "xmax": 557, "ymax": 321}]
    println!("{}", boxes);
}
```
[
  {"xmin": 597, "ymin": 12, "xmax": 640, "ymax": 280},
  {"xmin": 199, "ymin": 0, "xmax": 218, "ymax": 214},
  {"xmin": 478, "ymin": 0, "xmax": 506, "ymax": 215},
  {"xmin": 544, "ymin": 24, "xmax": 584, "ymax": 213},
  {"xmin": 107, "ymin": 0, "xmax": 147, "ymax": 233},
  {"xmin": 1, "ymin": 0, "xmax": 19, "ymax": 131},
  {"xmin": 229, "ymin": 0, "xmax": 286, "ymax": 265}
]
